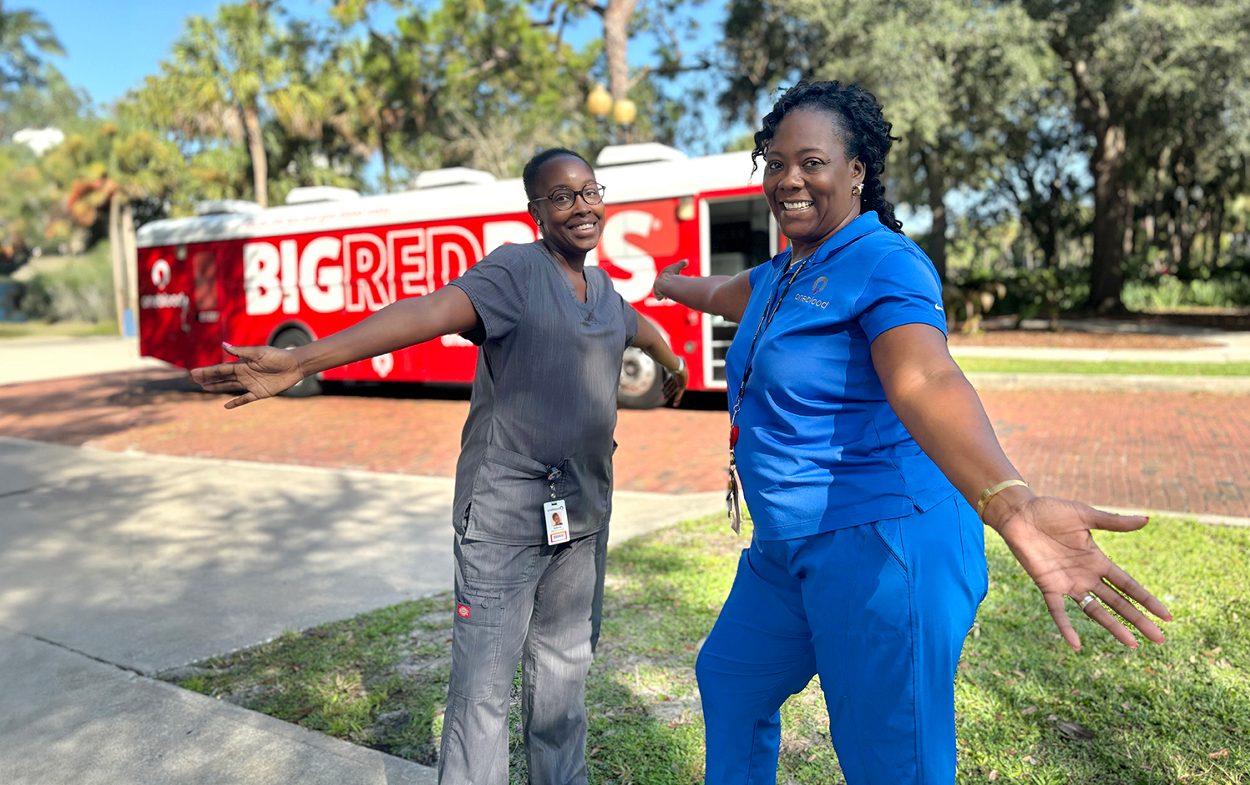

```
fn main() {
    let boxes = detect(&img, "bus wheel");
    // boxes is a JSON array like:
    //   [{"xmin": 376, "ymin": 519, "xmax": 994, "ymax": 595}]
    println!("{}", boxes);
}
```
[
  {"xmin": 271, "ymin": 328, "xmax": 323, "ymax": 398},
  {"xmin": 617, "ymin": 347, "xmax": 664, "ymax": 409}
]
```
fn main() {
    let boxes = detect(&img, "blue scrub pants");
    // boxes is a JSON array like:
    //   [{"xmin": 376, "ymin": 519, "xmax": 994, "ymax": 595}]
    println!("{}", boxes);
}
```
[{"xmin": 696, "ymin": 496, "xmax": 988, "ymax": 785}]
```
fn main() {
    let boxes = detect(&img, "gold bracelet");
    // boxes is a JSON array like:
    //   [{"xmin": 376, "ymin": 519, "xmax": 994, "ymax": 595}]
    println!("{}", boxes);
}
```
[{"xmin": 976, "ymin": 479, "xmax": 1029, "ymax": 519}]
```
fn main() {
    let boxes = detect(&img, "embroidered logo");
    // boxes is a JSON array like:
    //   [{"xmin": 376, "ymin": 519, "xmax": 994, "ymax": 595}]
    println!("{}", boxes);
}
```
[
  {"xmin": 456, "ymin": 602, "xmax": 471, "ymax": 619},
  {"xmin": 811, "ymin": 276, "xmax": 828, "ymax": 294}
]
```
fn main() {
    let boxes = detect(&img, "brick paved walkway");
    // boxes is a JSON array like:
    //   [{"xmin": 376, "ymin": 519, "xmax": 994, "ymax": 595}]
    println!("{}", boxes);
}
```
[{"xmin": 1, "ymin": 369, "xmax": 1245, "ymax": 519}]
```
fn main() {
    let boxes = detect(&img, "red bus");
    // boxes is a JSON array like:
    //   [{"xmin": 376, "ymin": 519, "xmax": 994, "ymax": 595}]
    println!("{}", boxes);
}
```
[{"xmin": 135, "ymin": 144, "xmax": 779, "ymax": 407}]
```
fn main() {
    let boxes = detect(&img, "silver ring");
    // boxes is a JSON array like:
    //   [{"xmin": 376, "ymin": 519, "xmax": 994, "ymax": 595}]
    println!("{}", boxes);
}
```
[{"xmin": 1078, "ymin": 592, "xmax": 1098, "ymax": 610}]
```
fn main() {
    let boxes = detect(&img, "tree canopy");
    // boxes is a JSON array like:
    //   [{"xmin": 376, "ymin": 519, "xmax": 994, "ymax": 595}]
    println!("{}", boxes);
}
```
[{"xmin": 3, "ymin": 0, "xmax": 1249, "ymax": 315}]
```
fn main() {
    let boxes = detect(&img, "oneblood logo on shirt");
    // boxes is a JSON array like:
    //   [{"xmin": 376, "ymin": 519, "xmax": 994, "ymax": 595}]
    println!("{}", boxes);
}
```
[
  {"xmin": 795, "ymin": 275, "xmax": 830, "ymax": 309},
  {"xmin": 795, "ymin": 292, "xmax": 829, "ymax": 309}
]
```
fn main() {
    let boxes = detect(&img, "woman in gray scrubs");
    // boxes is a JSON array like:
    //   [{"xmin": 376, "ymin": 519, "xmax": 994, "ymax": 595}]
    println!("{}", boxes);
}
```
[{"xmin": 190, "ymin": 148, "xmax": 688, "ymax": 785}]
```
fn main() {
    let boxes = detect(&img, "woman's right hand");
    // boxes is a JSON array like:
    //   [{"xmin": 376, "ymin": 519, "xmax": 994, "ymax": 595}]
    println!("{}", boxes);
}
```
[
  {"xmin": 189, "ymin": 342, "xmax": 306, "ymax": 409},
  {"xmin": 653, "ymin": 259, "xmax": 689, "ymax": 300}
]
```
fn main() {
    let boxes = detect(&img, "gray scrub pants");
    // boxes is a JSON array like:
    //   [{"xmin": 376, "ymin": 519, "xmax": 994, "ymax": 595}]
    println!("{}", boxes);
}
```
[{"xmin": 438, "ymin": 527, "xmax": 607, "ymax": 785}]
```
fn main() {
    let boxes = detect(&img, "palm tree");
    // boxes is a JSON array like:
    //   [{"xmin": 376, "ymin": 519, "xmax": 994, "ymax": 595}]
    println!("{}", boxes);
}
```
[
  {"xmin": 148, "ymin": 1, "xmax": 287, "ymax": 207},
  {"xmin": 0, "ymin": 1, "xmax": 64, "ymax": 92}
]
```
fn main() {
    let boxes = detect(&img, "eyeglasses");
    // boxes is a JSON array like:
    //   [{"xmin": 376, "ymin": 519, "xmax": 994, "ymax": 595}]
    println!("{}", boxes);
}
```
[{"xmin": 532, "ymin": 184, "xmax": 606, "ymax": 211}]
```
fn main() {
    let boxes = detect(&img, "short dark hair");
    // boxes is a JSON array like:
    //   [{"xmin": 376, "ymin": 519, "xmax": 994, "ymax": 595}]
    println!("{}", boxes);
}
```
[
  {"xmin": 522, "ymin": 148, "xmax": 593, "ymax": 200},
  {"xmin": 751, "ymin": 81, "xmax": 904, "ymax": 233}
]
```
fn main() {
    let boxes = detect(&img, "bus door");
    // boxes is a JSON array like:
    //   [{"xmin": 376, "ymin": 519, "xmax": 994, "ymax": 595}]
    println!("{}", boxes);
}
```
[
  {"xmin": 700, "ymin": 197, "xmax": 778, "ymax": 388},
  {"xmin": 138, "ymin": 243, "xmax": 226, "ymax": 369}
]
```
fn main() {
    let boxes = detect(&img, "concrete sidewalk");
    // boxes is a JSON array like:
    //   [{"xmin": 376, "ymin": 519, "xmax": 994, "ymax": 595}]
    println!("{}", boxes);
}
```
[
  {"xmin": 0, "ymin": 335, "xmax": 167, "ymax": 386},
  {"xmin": 0, "ymin": 437, "xmax": 720, "ymax": 785},
  {"xmin": 948, "ymin": 318, "xmax": 1250, "ymax": 363}
]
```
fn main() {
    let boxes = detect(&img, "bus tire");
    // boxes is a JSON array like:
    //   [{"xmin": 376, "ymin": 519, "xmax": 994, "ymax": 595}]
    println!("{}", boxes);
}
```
[
  {"xmin": 271, "ymin": 328, "xmax": 323, "ymax": 398},
  {"xmin": 617, "ymin": 347, "xmax": 664, "ymax": 409}
]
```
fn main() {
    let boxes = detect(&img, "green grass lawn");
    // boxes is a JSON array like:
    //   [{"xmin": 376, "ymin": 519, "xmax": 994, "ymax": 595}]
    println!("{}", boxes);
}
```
[
  {"xmin": 954, "ymin": 356, "xmax": 1250, "ymax": 377},
  {"xmin": 167, "ymin": 516, "xmax": 1249, "ymax": 784},
  {"xmin": 0, "ymin": 320, "xmax": 117, "ymax": 339}
]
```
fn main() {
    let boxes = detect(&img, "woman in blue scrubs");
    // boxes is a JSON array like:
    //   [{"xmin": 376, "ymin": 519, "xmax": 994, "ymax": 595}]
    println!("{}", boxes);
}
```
[{"xmin": 654, "ymin": 81, "xmax": 1172, "ymax": 785}]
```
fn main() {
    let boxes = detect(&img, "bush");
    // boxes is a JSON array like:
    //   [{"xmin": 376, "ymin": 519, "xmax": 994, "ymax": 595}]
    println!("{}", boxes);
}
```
[
  {"xmin": 1007, "ymin": 267, "xmax": 1089, "ymax": 328},
  {"xmin": 1122, "ymin": 274, "xmax": 1250, "ymax": 310},
  {"xmin": 19, "ymin": 243, "xmax": 117, "ymax": 323}
]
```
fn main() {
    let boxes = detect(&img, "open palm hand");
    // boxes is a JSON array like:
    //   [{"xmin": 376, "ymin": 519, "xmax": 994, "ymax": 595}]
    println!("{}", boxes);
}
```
[
  {"xmin": 189, "ymin": 343, "xmax": 305, "ymax": 409},
  {"xmin": 995, "ymin": 496, "xmax": 1172, "ymax": 650}
]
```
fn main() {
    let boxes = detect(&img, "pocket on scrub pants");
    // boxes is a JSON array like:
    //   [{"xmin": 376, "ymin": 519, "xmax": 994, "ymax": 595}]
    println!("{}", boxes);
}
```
[{"xmin": 450, "ymin": 586, "xmax": 505, "ymax": 701}]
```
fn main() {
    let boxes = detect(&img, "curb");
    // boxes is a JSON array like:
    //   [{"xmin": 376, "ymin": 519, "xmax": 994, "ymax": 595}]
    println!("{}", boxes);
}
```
[{"xmin": 965, "ymin": 372, "xmax": 1249, "ymax": 394}]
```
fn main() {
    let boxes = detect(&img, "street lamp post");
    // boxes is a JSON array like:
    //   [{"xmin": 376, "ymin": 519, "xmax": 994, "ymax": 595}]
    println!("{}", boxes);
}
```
[
  {"xmin": 587, "ymin": 83, "xmax": 612, "ymax": 149},
  {"xmin": 586, "ymin": 83, "xmax": 636, "ymax": 146},
  {"xmin": 612, "ymin": 98, "xmax": 636, "ymax": 144}
]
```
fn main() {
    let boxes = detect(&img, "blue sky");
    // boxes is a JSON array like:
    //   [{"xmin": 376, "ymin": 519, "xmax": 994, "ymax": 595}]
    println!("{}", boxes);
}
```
[
  {"xmin": 37, "ymin": 0, "xmax": 348, "ymax": 106},
  {"xmin": 34, "ymin": 0, "xmax": 735, "ymax": 135}
]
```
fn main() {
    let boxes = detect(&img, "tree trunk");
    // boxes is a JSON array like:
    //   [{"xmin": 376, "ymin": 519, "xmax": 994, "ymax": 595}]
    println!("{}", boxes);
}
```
[
  {"xmin": 242, "ymin": 102, "xmax": 269, "ymax": 207},
  {"xmin": 1087, "ymin": 122, "xmax": 1127, "ymax": 312},
  {"xmin": 108, "ymin": 193, "xmax": 127, "ymax": 335},
  {"xmin": 1041, "ymin": 178, "xmax": 1062, "ymax": 268},
  {"xmin": 1207, "ymin": 198, "xmax": 1224, "ymax": 268},
  {"xmin": 1173, "ymin": 160, "xmax": 1193, "ymax": 280},
  {"xmin": 602, "ymin": 0, "xmax": 637, "ymax": 103},
  {"xmin": 121, "ymin": 201, "xmax": 139, "ymax": 327},
  {"xmin": 919, "ymin": 146, "xmax": 949, "ymax": 281},
  {"xmin": 1062, "ymin": 55, "xmax": 1127, "ymax": 312},
  {"xmin": 380, "ymin": 140, "xmax": 393, "ymax": 192}
]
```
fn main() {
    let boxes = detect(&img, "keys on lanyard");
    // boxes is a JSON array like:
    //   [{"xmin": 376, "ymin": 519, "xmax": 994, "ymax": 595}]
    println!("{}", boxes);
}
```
[{"xmin": 727, "ymin": 425, "xmax": 742, "ymax": 534}]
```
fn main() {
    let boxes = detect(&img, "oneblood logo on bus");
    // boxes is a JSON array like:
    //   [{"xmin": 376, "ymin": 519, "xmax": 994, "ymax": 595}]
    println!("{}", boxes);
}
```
[{"xmin": 242, "ymin": 209, "xmax": 673, "ymax": 317}]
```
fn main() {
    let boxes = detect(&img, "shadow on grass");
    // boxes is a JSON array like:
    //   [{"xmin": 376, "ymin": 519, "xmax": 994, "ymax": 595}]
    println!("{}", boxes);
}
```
[{"xmin": 165, "ymin": 597, "xmax": 454, "ymax": 767}]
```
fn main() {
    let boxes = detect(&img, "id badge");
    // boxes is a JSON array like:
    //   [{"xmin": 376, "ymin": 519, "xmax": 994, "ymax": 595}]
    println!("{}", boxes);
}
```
[{"xmin": 543, "ymin": 499, "xmax": 570, "ymax": 545}]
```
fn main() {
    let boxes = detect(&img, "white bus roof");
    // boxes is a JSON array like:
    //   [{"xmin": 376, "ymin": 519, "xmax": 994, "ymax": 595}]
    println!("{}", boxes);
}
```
[{"xmin": 137, "ymin": 149, "xmax": 763, "ymax": 248}]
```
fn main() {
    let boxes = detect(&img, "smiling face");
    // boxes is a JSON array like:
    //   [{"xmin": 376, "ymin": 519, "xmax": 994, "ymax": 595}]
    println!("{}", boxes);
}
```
[
  {"xmin": 527, "ymin": 155, "xmax": 605, "ymax": 263},
  {"xmin": 761, "ymin": 108, "xmax": 865, "ymax": 261}
]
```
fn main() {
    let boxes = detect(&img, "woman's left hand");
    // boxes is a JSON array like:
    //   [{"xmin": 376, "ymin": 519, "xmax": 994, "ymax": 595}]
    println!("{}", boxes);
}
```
[
  {"xmin": 663, "ymin": 361, "xmax": 689, "ymax": 407},
  {"xmin": 992, "ymin": 496, "xmax": 1172, "ymax": 651}
]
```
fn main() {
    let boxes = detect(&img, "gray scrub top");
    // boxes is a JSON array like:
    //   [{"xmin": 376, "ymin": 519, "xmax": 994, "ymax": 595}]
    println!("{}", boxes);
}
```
[{"xmin": 449, "ymin": 241, "xmax": 639, "ymax": 545}]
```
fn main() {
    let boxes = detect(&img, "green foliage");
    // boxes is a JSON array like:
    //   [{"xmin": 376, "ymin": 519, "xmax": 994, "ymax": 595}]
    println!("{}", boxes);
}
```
[
  {"xmin": 1006, "ymin": 267, "xmax": 1090, "ymax": 326},
  {"xmin": 718, "ymin": 0, "xmax": 1055, "ymax": 275},
  {"xmin": 954, "ymin": 357, "xmax": 1250, "ymax": 377},
  {"xmin": 18, "ymin": 244, "xmax": 115, "ymax": 323},
  {"xmin": 0, "ymin": 3, "xmax": 64, "ymax": 92},
  {"xmin": 1123, "ymin": 275, "xmax": 1250, "ymax": 311},
  {"xmin": 719, "ymin": 0, "xmax": 1250, "ymax": 300},
  {"xmin": 0, "ymin": 64, "xmax": 86, "ymax": 140}
]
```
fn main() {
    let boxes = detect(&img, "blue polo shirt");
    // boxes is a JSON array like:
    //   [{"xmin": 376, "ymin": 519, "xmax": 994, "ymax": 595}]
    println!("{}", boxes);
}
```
[{"xmin": 725, "ymin": 212, "xmax": 957, "ymax": 540}]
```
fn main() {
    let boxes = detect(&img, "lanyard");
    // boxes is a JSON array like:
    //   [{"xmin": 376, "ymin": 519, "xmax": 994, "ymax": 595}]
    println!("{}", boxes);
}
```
[{"xmin": 725, "ymin": 251, "xmax": 813, "ymax": 532}]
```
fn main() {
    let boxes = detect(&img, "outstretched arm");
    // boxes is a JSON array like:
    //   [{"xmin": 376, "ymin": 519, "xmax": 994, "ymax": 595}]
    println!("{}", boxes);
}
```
[
  {"xmin": 871, "ymin": 323, "xmax": 1172, "ymax": 651},
  {"xmin": 191, "ymin": 286, "xmax": 479, "ymax": 408},
  {"xmin": 653, "ymin": 260, "xmax": 754, "ymax": 323},
  {"xmin": 632, "ymin": 312, "xmax": 689, "ymax": 406}
]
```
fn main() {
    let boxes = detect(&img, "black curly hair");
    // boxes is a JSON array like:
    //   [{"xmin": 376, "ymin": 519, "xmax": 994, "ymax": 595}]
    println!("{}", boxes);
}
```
[
  {"xmin": 522, "ymin": 148, "xmax": 593, "ymax": 201},
  {"xmin": 751, "ymin": 81, "xmax": 904, "ymax": 233}
]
